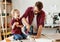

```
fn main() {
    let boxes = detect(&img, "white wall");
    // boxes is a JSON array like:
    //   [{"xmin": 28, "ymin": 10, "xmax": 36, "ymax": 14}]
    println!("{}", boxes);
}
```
[
  {"xmin": 0, "ymin": 0, "xmax": 2, "ymax": 2},
  {"xmin": 12, "ymin": 0, "xmax": 60, "ymax": 14},
  {"xmin": 12, "ymin": 0, "xmax": 60, "ymax": 26},
  {"xmin": 12, "ymin": 0, "xmax": 38, "ymax": 16},
  {"xmin": 0, "ymin": 0, "xmax": 3, "ymax": 8}
]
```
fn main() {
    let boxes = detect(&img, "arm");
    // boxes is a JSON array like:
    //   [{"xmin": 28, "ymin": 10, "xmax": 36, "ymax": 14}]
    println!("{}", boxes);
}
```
[
  {"xmin": 11, "ymin": 19, "xmax": 23, "ymax": 29},
  {"xmin": 12, "ymin": 22, "xmax": 19, "ymax": 29},
  {"xmin": 36, "ymin": 14, "xmax": 45, "ymax": 38},
  {"xmin": 21, "ymin": 7, "xmax": 31, "ymax": 30},
  {"xmin": 11, "ymin": 22, "xmax": 23, "ymax": 29},
  {"xmin": 22, "ymin": 18, "xmax": 30, "ymax": 31},
  {"xmin": 16, "ymin": 25, "xmax": 23, "ymax": 28},
  {"xmin": 32, "ymin": 11, "xmax": 45, "ymax": 38},
  {"xmin": 31, "ymin": 25, "xmax": 42, "ymax": 38},
  {"xmin": 37, "ymin": 25, "xmax": 42, "ymax": 37},
  {"xmin": 21, "ymin": 7, "xmax": 30, "ymax": 18}
]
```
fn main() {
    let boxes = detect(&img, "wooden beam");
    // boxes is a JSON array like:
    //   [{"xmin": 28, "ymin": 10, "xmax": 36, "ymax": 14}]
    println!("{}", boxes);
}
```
[
  {"xmin": 5, "ymin": 0, "xmax": 8, "ymax": 38},
  {"xmin": 0, "ymin": 20, "xmax": 1, "ymax": 40}
]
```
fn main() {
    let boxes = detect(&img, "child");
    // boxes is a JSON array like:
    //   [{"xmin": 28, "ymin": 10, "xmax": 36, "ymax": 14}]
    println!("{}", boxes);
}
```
[{"xmin": 11, "ymin": 9, "xmax": 27, "ymax": 40}]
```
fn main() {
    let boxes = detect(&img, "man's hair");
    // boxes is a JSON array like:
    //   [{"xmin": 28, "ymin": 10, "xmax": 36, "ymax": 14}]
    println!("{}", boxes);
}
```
[{"xmin": 35, "ymin": 1, "xmax": 43, "ymax": 11}]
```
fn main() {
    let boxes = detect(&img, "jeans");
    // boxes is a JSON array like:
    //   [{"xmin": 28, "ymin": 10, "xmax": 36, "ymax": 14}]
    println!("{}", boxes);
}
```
[{"xmin": 13, "ymin": 33, "xmax": 27, "ymax": 40}]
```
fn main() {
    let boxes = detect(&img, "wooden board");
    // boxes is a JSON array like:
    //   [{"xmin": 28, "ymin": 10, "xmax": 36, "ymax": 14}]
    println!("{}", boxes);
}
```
[
  {"xmin": 44, "ymin": 34, "xmax": 60, "ymax": 40},
  {"xmin": 0, "ymin": 16, "xmax": 2, "ymax": 40},
  {"xmin": 1, "ymin": 34, "xmax": 60, "ymax": 42},
  {"xmin": 44, "ymin": 33, "xmax": 60, "ymax": 42}
]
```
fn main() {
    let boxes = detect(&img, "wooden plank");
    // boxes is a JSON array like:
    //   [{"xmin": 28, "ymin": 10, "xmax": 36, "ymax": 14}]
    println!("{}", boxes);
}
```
[
  {"xmin": 1, "ymin": 15, "xmax": 6, "ymax": 39},
  {"xmin": 2, "ymin": 32, "xmax": 11, "ymax": 36},
  {"xmin": 5, "ymin": 0, "xmax": 7, "ymax": 38},
  {"xmin": 0, "ymin": 17, "xmax": 1, "ymax": 41},
  {"xmin": 44, "ymin": 33, "xmax": 60, "ymax": 42},
  {"xmin": 0, "ymin": 30, "xmax": 1, "ymax": 40},
  {"xmin": 0, "ymin": 2, "xmax": 12, "ymax": 5},
  {"xmin": 0, "ymin": 1, "xmax": 2, "ymax": 41}
]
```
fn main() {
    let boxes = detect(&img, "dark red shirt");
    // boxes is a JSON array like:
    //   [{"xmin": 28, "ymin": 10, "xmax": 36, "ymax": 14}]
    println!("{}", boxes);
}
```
[
  {"xmin": 11, "ymin": 18, "xmax": 23, "ymax": 34},
  {"xmin": 22, "ymin": 7, "xmax": 45, "ymax": 28}
]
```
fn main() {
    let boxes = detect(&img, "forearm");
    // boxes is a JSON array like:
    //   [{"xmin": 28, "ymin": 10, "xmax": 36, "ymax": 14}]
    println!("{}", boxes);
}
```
[
  {"xmin": 12, "ymin": 24, "xmax": 15, "ymax": 29},
  {"xmin": 16, "ymin": 25, "xmax": 23, "ymax": 28},
  {"xmin": 22, "ymin": 18, "xmax": 29, "ymax": 26},
  {"xmin": 37, "ymin": 25, "xmax": 42, "ymax": 36},
  {"xmin": 22, "ymin": 18, "xmax": 30, "ymax": 31},
  {"xmin": 12, "ymin": 25, "xmax": 23, "ymax": 29}
]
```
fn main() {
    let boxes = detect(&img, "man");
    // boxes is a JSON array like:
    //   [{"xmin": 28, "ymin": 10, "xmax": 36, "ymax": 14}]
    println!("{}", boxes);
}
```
[{"xmin": 22, "ymin": 1, "xmax": 45, "ymax": 38}]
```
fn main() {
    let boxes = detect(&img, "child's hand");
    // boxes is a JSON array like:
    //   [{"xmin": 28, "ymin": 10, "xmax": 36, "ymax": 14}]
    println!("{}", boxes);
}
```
[
  {"xmin": 20, "ymin": 25, "xmax": 23, "ymax": 28},
  {"xmin": 12, "ymin": 22, "xmax": 19, "ymax": 29},
  {"xmin": 14, "ymin": 22, "xmax": 19, "ymax": 26},
  {"xmin": 17, "ymin": 25, "xmax": 23, "ymax": 28},
  {"xmin": 14, "ymin": 22, "xmax": 23, "ymax": 28}
]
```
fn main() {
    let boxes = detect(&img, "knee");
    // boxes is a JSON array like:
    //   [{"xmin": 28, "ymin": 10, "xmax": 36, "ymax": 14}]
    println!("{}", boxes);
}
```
[{"xmin": 13, "ymin": 34, "xmax": 23, "ymax": 40}]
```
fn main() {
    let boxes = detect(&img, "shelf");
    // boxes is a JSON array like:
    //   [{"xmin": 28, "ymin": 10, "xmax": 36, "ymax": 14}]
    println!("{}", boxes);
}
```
[
  {"xmin": 2, "ymin": 32, "xmax": 11, "ymax": 36},
  {"xmin": 0, "ymin": 1, "xmax": 12, "ymax": 40},
  {"xmin": 0, "ymin": 2, "xmax": 12, "ymax": 5},
  {"xmin": 1, "ymin": 28, "xmax": 11, "ymax": 30},
  {"xmin": 0, "ymin": 16, "xmax": 11, "ymax": 18},
  {"xmin": 1, "ymin": 16, "xmax": 6, "ymax": 18},
  {"xmin": 1, "ymin": 28, "xmax": 11, "ymax": 36}
]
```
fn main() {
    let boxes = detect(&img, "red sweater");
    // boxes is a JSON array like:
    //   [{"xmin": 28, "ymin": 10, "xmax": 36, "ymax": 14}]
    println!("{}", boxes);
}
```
[{"xmin": 11, "ymin": 18, "xmax": 22, "ymax": 34}]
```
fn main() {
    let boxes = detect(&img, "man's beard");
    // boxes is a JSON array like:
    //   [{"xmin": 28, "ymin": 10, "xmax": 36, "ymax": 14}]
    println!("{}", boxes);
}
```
[
  {"xmin": 34, "ymin": 12, "xmax": 39, "ymax": 15},
  {"xmin": 34, "ymin": 13, "xmax": 37, "ymax": 15},
  {"xmin": 33, "ymin": 10, "xmax": 39, "ymax": 15}
]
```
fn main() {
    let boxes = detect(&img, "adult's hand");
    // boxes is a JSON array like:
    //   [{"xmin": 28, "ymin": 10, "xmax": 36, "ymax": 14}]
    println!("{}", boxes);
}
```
[
  {"xmin": 31, "ymin": 35, "xmax": 40, "ymax": 39},
  {"xmin": 22, "ymin": 17, "xmax": 30, "ymax": 31}
]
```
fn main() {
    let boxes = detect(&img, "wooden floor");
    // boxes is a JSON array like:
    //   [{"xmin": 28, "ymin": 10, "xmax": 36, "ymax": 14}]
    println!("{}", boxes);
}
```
[
  {"xmin": 0, "ymin": 28, "xmax": 60, "ymax": 42},
  {"xmin": 0, "ymin": 33, "xmax": 60, "ymax": 42}
]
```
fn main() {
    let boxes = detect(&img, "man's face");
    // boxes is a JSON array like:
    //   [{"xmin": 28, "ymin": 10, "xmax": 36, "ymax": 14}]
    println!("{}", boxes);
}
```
[{"xmin": 33, "ymin": 6, "xmax": 40, "ymax": 14}]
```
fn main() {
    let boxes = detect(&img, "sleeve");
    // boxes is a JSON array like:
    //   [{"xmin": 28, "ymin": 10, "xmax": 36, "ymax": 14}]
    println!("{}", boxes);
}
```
[
  {"xmin": 10, "ymin": 19, "xmax": 15, "ymax": 29},
  {"xmin": 39, "ymin": 11, "xmax": 45, "ymax": 27},
  {"xmin": 22, "ymin": 7, "xmax": 30, "ymax": 18},
  {"xmin": 10, "ymin": 19, "xmax": 14, "ymax": 26}
]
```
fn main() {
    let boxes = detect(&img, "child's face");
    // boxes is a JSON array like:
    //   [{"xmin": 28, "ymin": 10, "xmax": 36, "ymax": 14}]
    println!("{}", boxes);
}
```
[{"xmin": 14, "ymin": 11, "xmax": 20, "ymax": 19}]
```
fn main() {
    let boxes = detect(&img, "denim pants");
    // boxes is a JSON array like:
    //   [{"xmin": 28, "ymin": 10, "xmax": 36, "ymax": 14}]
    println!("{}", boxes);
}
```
[{"xmin": 13, "ymin": 33, "xmax": 27, "ymax": 40}]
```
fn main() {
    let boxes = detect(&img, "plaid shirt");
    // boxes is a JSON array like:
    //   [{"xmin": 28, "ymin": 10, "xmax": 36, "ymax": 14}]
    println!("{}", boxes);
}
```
[{"xmin": 22, "ymin": 7, "xmax": 45, "ymax": 28}]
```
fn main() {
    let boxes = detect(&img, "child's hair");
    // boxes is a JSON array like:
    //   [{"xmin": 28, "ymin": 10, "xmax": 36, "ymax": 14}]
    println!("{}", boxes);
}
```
[{"xmin": 11, "ymin": 9, "xmax": 19, "ymax": 16}]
